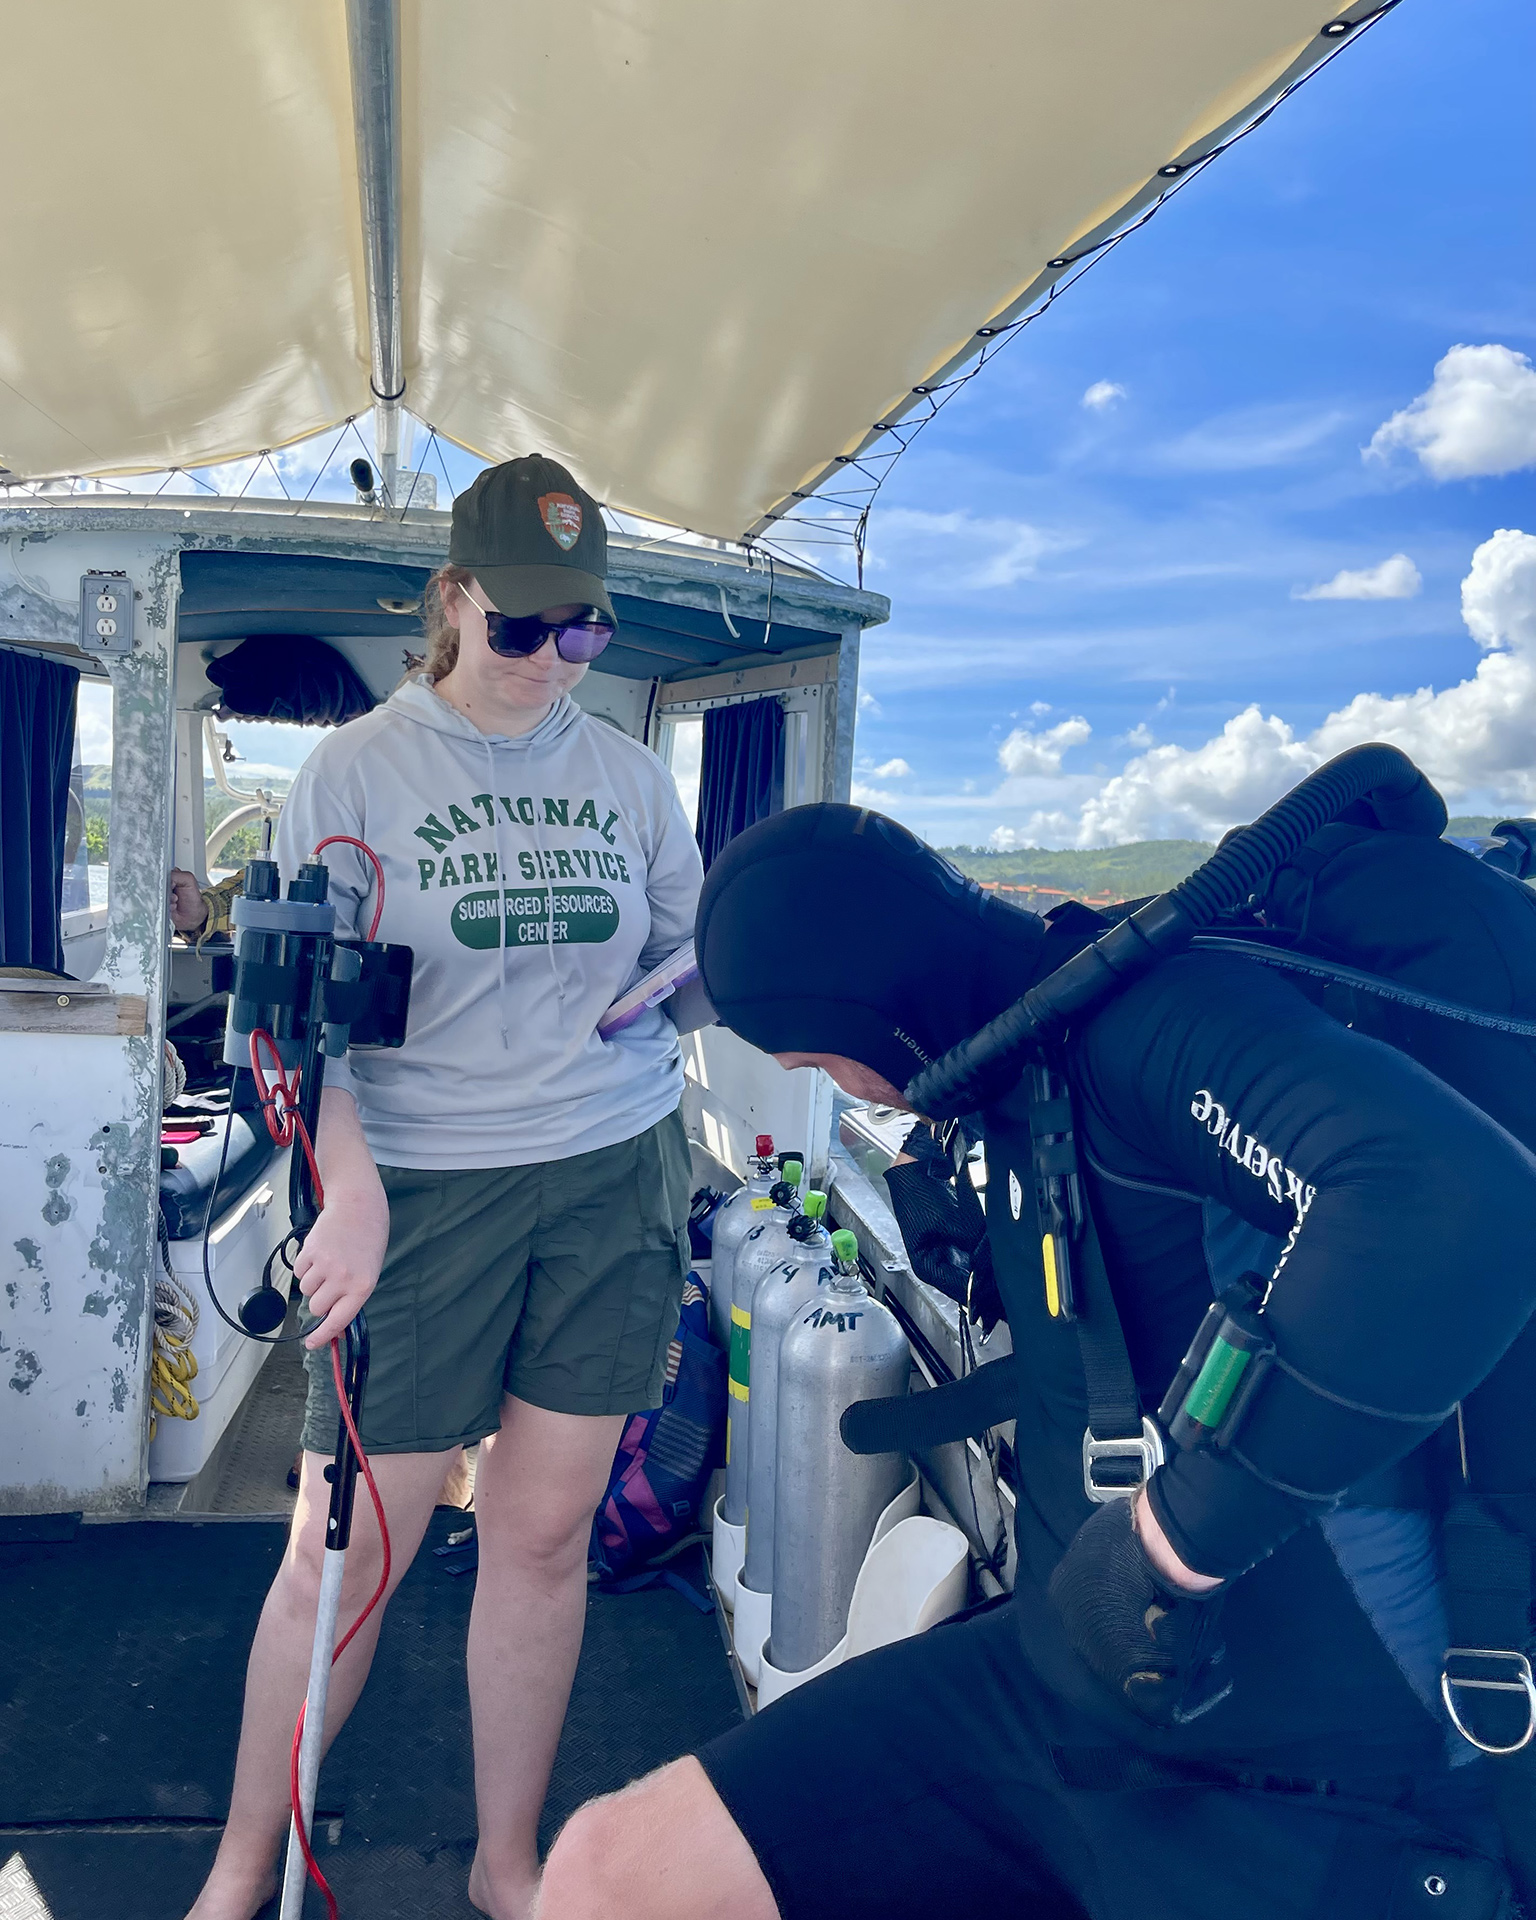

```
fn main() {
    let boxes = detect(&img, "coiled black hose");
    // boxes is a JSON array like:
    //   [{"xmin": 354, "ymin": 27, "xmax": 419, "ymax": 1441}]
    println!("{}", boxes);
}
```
[{"xmin": 905, "ymin": 742, "xmax": 1446, "ymax": 1117}]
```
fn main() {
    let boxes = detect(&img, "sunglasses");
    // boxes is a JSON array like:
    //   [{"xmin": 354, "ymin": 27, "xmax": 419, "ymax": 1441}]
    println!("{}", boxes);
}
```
[{"xmin": 464, "ymin": 586, "xmax": 614, "ymax": 664}]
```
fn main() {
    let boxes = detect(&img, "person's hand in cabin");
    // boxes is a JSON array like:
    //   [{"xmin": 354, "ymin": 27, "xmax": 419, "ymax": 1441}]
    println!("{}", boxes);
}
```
[
  {"xmin": 294, "ymin": 1186, "xmax": 390, "ymax": 1348},
  {"xmin": 167, "ymin": 868, "xmax": 208, "ymax": 935}
]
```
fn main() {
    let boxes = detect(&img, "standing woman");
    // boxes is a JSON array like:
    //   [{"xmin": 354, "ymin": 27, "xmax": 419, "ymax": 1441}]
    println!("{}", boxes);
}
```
[{"xmin": 188, "ymin": 457, "xmax": 704, "ymax": 1920}]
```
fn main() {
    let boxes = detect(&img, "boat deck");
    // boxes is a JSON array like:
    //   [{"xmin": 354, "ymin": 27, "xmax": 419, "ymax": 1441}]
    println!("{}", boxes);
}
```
[{"xmin": 0, "ymin": 1328, "xmax": 741, "ymax": 1918}]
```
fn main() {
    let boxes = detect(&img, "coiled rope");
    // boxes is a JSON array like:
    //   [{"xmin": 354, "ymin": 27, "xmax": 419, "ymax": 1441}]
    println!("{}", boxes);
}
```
[{"xmin": 151, "ymin": 1215, "xmax": 201, "ymax": 1440}]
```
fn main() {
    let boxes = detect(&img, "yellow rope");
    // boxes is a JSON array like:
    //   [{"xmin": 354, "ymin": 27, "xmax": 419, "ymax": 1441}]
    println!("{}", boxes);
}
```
[{"xmin": 150, "ymin": 1268, "xmax": 201, "ymax": 1443}]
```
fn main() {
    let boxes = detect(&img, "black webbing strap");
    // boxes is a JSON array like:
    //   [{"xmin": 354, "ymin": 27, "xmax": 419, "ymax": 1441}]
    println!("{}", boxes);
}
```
[
  {"xmin": 1440, "ymin": 1479, "xmax": 1536, "ymax": 1763},
  {"xmin": 1439, "ymin": 1477, "xmax": 1536, "ymax": 1904},
  {"xmin": 841, "ymin": 1354, "xmax": 1020, "ymax": 1456},
  {"xmin": 230, "ymin": 957, "xmax": 301, "ymax": 1007},
  {"xmin": 1028, "ymin": 1070, "xmax": 1143, "ymax": 1446},
  {"xmin": 1072, "ymin": 1208, "xmax": 1144, "ymax": 1445},
  {"xmin": 321, "ymin": 976, "xmax": 372, "ymax": 1025},
  {"xmin": 1443, "ymin": 1495, "xmax": 1532, "ymax": 1651}
]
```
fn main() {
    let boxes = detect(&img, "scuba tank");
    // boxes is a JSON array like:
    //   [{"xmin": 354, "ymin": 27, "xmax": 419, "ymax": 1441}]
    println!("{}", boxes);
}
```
[
  {"xmin": 721, "ymin": 1157, "xmax": 803, "ymax": 1528},
  {"xmin": 769, "ymin": 1231, "xmax": 911, "ymax": 1675},
  {"xmin": 707, "ymin": 1134, "xmax": 777, "ymax": 1351},
  {"xmin": 734, "ymin": 1194, "xmax": 834, "ymax": 1678}
]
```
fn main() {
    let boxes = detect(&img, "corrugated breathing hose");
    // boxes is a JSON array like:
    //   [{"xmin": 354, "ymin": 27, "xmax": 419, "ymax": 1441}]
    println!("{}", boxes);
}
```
[{"xmin": 905, "ymin": 742, "xmax": 1446, "ymax": 1118}]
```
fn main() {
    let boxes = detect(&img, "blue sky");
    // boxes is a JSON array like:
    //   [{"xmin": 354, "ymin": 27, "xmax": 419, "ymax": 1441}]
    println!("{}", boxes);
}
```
[
  {"xmin": 78, "ymin": 0, "xmax": 1535, "ymax": 846},
  {"xmin": 847, "ymin": 0, "xmax": 1536, "ymax": 846}
]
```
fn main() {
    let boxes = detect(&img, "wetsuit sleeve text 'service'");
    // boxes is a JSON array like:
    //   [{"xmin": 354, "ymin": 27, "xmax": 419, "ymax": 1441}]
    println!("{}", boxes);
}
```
[{"xmin": 1072, "ymin": 951, "xmax": 1536, "ymax": 1581}]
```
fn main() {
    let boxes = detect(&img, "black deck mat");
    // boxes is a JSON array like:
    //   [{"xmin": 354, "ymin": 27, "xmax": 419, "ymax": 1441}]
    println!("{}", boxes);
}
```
[
  {"xmin": 0, "ymin": 1519, "xmax": 284, "ymax": 1822},
  {"xmin": 0, "ymin": 1512, "xmax": 740, "ymax": 1917}
]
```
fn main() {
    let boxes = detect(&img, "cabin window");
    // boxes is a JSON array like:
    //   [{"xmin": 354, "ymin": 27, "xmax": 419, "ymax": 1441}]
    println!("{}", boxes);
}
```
[
  {"xmin": 202, "ymin": 717, "xmax": 322, "ymax": 875},
  {"xmin": 59, "ymin": 678, "xmax": 113, "ymax": 978},
  {"xmin": 659, "ymin": 714, "xmax": 703, "ymax": 826}
]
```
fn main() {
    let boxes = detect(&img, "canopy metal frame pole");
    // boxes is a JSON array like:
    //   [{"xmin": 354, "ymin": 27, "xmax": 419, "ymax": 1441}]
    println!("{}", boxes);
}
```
[{"xmin": 346, "ymin": 0, "xmax": 405, "ymax": 508}]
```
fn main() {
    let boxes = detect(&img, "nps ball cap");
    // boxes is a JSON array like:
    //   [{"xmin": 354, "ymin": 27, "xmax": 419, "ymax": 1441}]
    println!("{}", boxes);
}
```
[{"xmin": 449, "ymin": 454, "xmax": 614, "ymax": 622}]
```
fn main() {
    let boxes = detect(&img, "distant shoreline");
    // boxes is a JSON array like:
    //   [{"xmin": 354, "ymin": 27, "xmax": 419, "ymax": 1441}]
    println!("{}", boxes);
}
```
[{"xmin": 939, "ymin": 818, "xmax": 1506, "ymax": 904}]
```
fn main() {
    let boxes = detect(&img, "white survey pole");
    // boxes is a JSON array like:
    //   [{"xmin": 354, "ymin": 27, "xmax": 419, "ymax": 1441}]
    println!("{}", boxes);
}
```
[{"xmin": 279, "ymin": 1546, "xmax": 348, "ymax": 1919}]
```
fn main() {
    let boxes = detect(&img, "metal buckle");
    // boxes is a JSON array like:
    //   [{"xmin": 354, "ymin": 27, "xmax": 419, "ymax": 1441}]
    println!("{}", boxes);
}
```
[
  {"xmin": 1440, "ymin": 1648, "xmax": 1536, "ymax": 1755},
  {"xmin": 1082, "ymin": 1418, "xmax": 1166, "ymax": 1504}
]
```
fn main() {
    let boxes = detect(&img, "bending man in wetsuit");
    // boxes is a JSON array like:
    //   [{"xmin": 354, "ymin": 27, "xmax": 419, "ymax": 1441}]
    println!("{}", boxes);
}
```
[{"xmin": 539, "ymin": 803, "xmax": 1536, "ymax": 1920}]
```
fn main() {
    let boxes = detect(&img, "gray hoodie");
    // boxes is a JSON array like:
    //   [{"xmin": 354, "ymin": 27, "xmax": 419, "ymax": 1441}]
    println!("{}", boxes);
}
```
[{"xmin": 274, "ymin": 677, "xmax": 704, "ymax": 1169}]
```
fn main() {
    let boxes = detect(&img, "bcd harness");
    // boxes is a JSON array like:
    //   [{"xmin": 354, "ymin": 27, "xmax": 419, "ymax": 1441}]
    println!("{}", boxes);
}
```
[{"xmin": 848, "ymin": 751, "xmax": 1536, "ymax": 1796}]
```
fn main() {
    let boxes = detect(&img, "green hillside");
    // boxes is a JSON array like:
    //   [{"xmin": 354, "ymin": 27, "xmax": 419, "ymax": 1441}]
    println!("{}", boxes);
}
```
[
  {"xmin": 77, "ymin": 767, "xmax": 291, "ymax": 866},
  {"xmin": 939, "ymin": 841, "xmax": 1213, "ymax": 902},
  {"xmin": 941, "ymin": 818, "xmax": 1525, "ymax": 904}
]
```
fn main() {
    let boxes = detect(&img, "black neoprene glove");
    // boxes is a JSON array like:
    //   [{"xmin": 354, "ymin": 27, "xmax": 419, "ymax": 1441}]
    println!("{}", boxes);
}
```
[
  {"xmin": 1047, "ymin": 1499, "xmax": 1231, "ymax": 1730},
  {"xmin": 884, "ymin": 1126, "xmax": 1004, "ymax": 1332}
]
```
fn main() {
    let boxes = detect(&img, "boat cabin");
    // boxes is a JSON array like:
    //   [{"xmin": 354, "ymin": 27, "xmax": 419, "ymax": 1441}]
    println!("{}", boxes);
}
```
[{"xmin": 0, "ymin": 496, "xmax": 895, "ymax": 1511}]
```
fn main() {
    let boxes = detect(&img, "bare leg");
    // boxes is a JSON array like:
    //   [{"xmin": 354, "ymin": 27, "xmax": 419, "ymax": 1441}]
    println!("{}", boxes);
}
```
[
  {"xmin": 537, "ymin": 1756, "xmax": 778, "ymax": 1920},
  {"xmin": 466, "ymin": 1396, "xmax": 626, "ymax": 1920},
  {"xmin": 184, "ymin": 1448, "xmax": 452, "ymax": 1920},
  {"xmin": 440, "ymin": 1443, "xmax": 476, "ymax": 1509}
]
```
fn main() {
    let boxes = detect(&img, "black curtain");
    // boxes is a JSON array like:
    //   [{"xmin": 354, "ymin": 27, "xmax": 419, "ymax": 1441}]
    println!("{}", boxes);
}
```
[
  {"xmin": 0, "ymin": 650, "xmax": 80, "ymax": 973},
  {"xmin": 695, "ymin": 697, "xmax": 785, "ymax": 872}
]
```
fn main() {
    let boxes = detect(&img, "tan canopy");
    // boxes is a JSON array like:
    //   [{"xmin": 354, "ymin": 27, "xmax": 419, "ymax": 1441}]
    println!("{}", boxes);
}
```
[{"xmin": 0, "ymin": 0, "xmax": 1379, "ymax": 538}]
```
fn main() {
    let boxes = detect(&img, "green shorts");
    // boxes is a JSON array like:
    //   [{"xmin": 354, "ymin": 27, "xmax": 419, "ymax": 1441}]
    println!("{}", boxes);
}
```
[{"xmin": 300, "ymin": 1106, "xmax": 693, "ymax": 1454}]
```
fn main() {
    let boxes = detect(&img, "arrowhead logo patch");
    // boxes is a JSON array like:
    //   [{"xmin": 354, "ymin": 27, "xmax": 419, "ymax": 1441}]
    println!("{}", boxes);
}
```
[{"xmin": 538, "ymin": 492, "xmax": 583, "ymax": 551}]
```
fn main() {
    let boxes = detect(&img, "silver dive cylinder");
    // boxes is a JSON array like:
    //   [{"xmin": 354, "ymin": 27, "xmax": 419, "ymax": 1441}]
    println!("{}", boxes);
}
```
[
  {"xmin": 769, "ymin": 1231, "xmax": 912, "ymax": 1675},
  {"xmin": 740, "ymin": 1194, "xmax": 833, "ymax": 1598},
  {"xmin": 707, "ymin": 1135, "xmax": 779, "ymax": 1351},
  {"xmin": 722, "ymin": 1159, "xmax": 803, "ymax": 1526}
]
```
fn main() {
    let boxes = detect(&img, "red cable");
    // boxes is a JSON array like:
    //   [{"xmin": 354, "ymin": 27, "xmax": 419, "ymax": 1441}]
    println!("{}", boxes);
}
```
[
  {"xmin": 248, "ymin": 1032, "xmax": 326, "ymax": 1205},
  {"xmin": 286, "ymin": 1339, "xmax": 392, "ymax": 1918},
  {"xmin": 311, "ymin": 834, "xmax": 386, "ymax": 942}
]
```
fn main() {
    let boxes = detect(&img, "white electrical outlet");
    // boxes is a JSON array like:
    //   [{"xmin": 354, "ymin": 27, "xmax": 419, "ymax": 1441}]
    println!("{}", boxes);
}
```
[{"xmin": 80, "ymin": 571, "xmax": 134, "ymax": 654}]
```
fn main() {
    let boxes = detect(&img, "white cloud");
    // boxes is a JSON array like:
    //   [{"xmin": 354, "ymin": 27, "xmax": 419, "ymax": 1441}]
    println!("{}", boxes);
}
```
[
  {"xmin": 864, "ymin": 507, "xmax": 1067, "ymax": 591},
  {"xmin": 220, "ymin": 720, "xmax": 328, "ymax": 777},
  {"xmin": 1461, "ymin": 527, "xmax": 1536, "ymax": 653},
  {"xmin": 857, "ymin": 689, "xmax": 882, "ymax": 716},
  {"xmin": 1367, "ymin": 344, "xmax": 1536, "ymax": 481},
  {"xmin": 1293, "ymin": 553, "xmax": 1422, "ymax": 601},
  {"xmin": 989, "ymin": 814, "xmax": 1079, "ymax": 852},
  {"xmin": 871, "ymin": 757, "xmax": 912, "ymax": 779},
  {"xmin": 1029, "ymin": 699, "xmax": 1052, "ymax": 717},
  {"xmin": 997, "ymin": 716, "xmax": 1091, "ymax": 777},
  {"xmin": 1156, "ymin": 404, "xmax": 1347, "ymax": 473},
  {"xmin": 1082, "ymin": 380, "xmax": 1126, "ymax": 411},
  {"xmin": 1074, "ymin": 529, "xmax": 1536, "ymax": 841},
  {"xmin": 859, "ymin": 538, "xmax": 1536, "ymax": 852},
  {"xmin": 1079, "ymin": 706, "xmax": 1318, "ymax": 843}
]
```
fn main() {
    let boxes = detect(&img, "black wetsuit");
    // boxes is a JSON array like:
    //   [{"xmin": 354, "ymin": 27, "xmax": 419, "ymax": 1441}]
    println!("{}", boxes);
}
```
[{"xmin": 697, "ymin": 951, "xmax": 1536, "ymax": 1920}]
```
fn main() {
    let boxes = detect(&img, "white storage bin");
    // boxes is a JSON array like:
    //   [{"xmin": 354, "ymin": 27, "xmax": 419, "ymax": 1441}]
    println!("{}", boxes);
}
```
[{"xmin": 148, "ymin": 1152, "xmax": 292, "ymax": 1483}]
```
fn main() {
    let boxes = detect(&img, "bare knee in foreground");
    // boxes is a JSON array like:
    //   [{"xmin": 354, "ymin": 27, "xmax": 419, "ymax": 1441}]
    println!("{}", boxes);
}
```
[{"xmin": 538, "ymin": 1757, "xmax": 777, "ymax": 1920}]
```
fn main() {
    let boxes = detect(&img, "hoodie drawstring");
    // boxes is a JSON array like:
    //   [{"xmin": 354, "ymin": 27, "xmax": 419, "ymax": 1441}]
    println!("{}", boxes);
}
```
[
  {"xmin": 487, "ymin": 738, "xmax": 512, "ymax": 1050},
  {"xmin": 536, "ymin": 797, "xmax": 564, "ymax": 1005},
  {"xmin": 484, "ymin": 716, "xmax": 566, "ymax": 1049}
]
